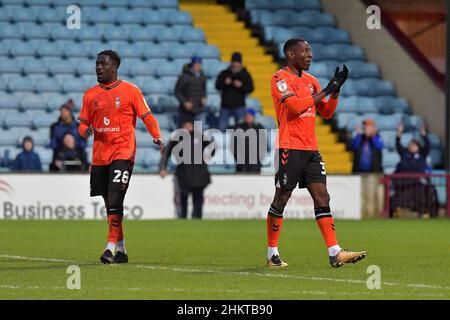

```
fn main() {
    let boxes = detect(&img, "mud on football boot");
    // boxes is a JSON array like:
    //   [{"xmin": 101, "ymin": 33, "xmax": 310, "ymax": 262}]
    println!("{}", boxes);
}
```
[
  {"xmin": 267, "ymin": 254, "xmax": 288, "ymax": 268},
  {"xmin": 329, "ymin": 249, "xmax": 367, "ymax": 268}
]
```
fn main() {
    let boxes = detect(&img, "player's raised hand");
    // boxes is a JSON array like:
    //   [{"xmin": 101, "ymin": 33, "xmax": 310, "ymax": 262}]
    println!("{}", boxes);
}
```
[
  {"xmin": 153, "ymin": 137, "xmax": 165, "ymax": 154},
  {"xmin": 397, "ymin": 122, "xmax": 404, "ymax": 136},
  {"xmin": 323, "ymin": 67, "xmax": 341, "ymax": 95},
  {"xmin": 334, "ymin": 64, "xmax": 348, "ymax": 93}
]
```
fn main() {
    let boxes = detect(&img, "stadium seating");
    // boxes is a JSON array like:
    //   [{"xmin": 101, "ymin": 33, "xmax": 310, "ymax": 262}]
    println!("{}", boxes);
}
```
[
  {"xmin": 245, "ymin": 0, "xmax": 444, "ymax": 173},
  {"xmin": 0, "ymin": 0, "xmax": 240, "ymax": 172}
]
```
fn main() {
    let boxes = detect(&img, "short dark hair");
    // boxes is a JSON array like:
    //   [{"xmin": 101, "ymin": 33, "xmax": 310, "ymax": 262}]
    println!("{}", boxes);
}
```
[
  {"xmin": 97, "ymin": 50, "xmax": 121, "ymax": 68},
  {"xmin": 283, "ymin": 38, "xmax": 306, "ymax": 57}
]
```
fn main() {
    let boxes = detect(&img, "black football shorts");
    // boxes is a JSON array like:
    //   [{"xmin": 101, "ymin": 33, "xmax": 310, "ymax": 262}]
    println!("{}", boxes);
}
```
[
  {"xmin": 90, "ymin": 159, "xmax": 134, "ymax": 198},
  {"xmin": 274, "ymin": 149, "xmax": 326, "ymax": 190}
]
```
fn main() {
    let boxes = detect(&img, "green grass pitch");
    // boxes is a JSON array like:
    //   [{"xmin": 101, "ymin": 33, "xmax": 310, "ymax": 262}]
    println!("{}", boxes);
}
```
[{"xmin": 0, "ymin": 219, "xmax": 449, "ymax": 299}]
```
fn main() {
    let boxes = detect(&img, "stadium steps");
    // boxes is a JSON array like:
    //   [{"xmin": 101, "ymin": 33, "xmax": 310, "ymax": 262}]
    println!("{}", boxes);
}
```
[{"xmin": 181, "ymin": 0, "xmax": 352, "ymax": 173}]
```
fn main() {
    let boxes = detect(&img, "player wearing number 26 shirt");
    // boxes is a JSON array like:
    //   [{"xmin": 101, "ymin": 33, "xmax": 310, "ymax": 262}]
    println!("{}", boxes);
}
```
[
  {"xmin": 265, "ymin": 39, "xmax": 367, "ymax": 269},
  {"xmin": 78, "ymin": 50, "xmax": 165, "ymax": 265}
]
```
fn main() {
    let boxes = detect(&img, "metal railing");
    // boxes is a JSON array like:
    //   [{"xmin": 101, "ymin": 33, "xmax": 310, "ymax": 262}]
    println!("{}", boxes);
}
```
[{"xmin": 381, "ymin": 173, "xmax": 450, "ymax": 218}]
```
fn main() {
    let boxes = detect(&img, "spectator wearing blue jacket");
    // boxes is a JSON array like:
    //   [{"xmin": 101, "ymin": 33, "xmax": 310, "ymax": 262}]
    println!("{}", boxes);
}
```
[
  {"xmin": 351, "ymin": 119, "xmax": 384, "ymax": 173},
  {"xmin": 50, "ymin": 103, "xmax": 86, "ymax": 153},
  {"xmin": 395, "ymin": 123, "xmax": 431, "ymax": 173},
  {"xmin": 10, "ymin": 136, "xmax": 42, "ymax": 172}
]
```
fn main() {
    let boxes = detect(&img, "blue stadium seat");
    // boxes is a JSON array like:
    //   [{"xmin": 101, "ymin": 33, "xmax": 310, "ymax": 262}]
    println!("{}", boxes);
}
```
[
  {"xmin": 36, "ymin": 41, "xmax": 64, "ymax": 58},
  {"xmin": 18, "ymin": 128, "xmax": 49, "ymax": 147},
  {"xmin": 126, "ymin": 26, "xmax": 156, "ymax": 42},
  {"xmin": 181, "ymin": 28, "xmax": 205, "ymax": 43},
  {"xmin": 429, "ymin": 149, "xmax": 443, "ymax": 167},
  {"xmin": 154, "ymin": 27, "xmax": 181, "ymax": 43},
  {"xmin": 0, "ymin": 24, "xmax": 22, "ymax": 39},
  {"xmin": 7, "ymin": 77, "xmax": 32, "ymax": 93},
  {"xmin": 129, "ymin": 60, "xmax": 155, "ymax": 77},
  {"xmin": 75, "ymin": 60, "xmax": 94, "ymax": 75},
  {"xmin": 62, "ymin": 78, "xmax": 87, "ymax": 93},
  {"xmin": 0, "ymin": 7, "xmax": 13, "ymax": 22},
  {"xmin": 21, "ymin": 23, "xmax": 50, "ymax": 40},
  {"xmin": 4, "ymin": 112, "xmax": 33, "ymax": 129},
  {"xmin": 169, "ymin": 43, "xmax": 195, "ymax": 59},
  {"xmin": 33, "ymin": 112, "xmax": 57, "ymax": 128},
  {"xmin": 34, "ymin": 147, "xmax": 53, "ymax": 165},
  {"xmin": 144, "ymin": 149, "xmax": 162, "ymax": 169},
  {"xmin": 50, "ymin": 26, "xmax": 78, "ymax": 41},
  {"xmin": 0, "ymin": 41, "xmax": 10, "ymax": 56},
  {"xmin": 116, "ymin": 9, "xmax": 143, "ymax": 25},
  {"xmin": 9, "ymin": 41, "xmax": 36, "ymax": 57},
  {"xmin": 0, "ymin": 93, "xmax": 19, "ymax": 110},
  {"xmin": 377, "ymin": 114, "xmax": 403, "ymax": 131},
  {"xmin": 62, "ymin": 43, "xmax": 90, "ymax": 59},
  {"xmin": 19, "ymin": 93, "xmax": 48, "ymax": 111},
  {"xmin": 0, "ymin": 58, "xmax": 22, "ymax": 74},
  {"xmin": 155, "ymin": 63, "xmax": 181, "ymax": 78},
  {"xmin": 34, "ymin": 77, "xmax": 61, "ymax": 93},
  {"xmin": 196, "ymin": 44, "xmax": 220, "ymax": 59},
  {"xmin": 135, "ymin": 131, "xmax": 156, "ymax": 148},
  {"xmin": 246, "ymin": 97, "xmax": 262, "ymax": 113},
  {"xmin": 378, "ymin": 130, "xmax": 397, "ymax": 151},
  {"xmin": 35, "ymin": 7, "xmax": 67, "ymax": 24},
  {"xmin": 168, "ymin": 11, "xmax": 192, "ymax": 26},
  {"xmin": 376, "ymin": 96, "xmax": 409, "ymax": 114},
  {"xmin": 104, "ymin": 26, "xmax": 130, "ymax": 42},
  {"xmin": 143, "ymin": 10, "xmax": 169, "ymax": 25},
  {"xmin": 382, "ymin": 150, "xmax": 400, "ymax": 168},
  {"xmin": 117, "ymin": 45, "xmax": 144, "ymax": 59},
  {"xmin": 48, "ymin": 59, "xmax": 76, "ymax": 75},
  {"xmin": 156, "ymin": 96, "xmax": 178, "ymax": 113},
  {"xmin": 0, "ymin": 129, "xmax": 21, "ymax": 146},
  {"xmin": 344, "ymin": 61, "xmax": 380, "ymax": 79},
  {"xmin": 258, "ymin": 116, "xmax": 276, "ymax": 129},
  {"xmin": 22, "ymin": 58, "xmax": 49, "ymax": 74},
  {"xmin": 154, "ymin": 114, "xmax": 172, "ymax": 130},
  {"xmin": 86, "ymin": 8, "xmax": 118, "ymax": 25},
  {"xmin": 427, "ymin": 133, "xmax": 441, "ymax": 148},
  {"xmin": 336, "ymin": 113, "xmax": 357, "ymax": 129},
  {"xmin": 206, "ymin": 95, "xmax": 221, "ymax": 113},
  {"xmin": 76, "ymin": 27, "xmax": 103, "ymax": 42}
]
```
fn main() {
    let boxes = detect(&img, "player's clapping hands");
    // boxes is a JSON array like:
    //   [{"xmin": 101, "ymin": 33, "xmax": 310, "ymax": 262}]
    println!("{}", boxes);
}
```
[{"xmin": 323, "ymin": 64, "xmax": 349, "ymax": 95}]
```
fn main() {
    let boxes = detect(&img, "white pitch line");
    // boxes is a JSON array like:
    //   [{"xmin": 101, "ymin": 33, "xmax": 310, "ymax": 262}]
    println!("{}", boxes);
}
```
[
  {"xmin": 0, "ymin": 284, "xmax": 444, "ymax": 298},
  {"xmin": 1, "ymin": 254, "xmax": 450, "ymax": 293},
  {"xmin": 0, "ymin": 254, "xmax": 74, "ymax": 263}
]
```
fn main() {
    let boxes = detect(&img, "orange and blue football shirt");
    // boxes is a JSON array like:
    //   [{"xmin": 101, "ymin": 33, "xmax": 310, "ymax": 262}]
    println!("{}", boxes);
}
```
[
  {"xmin": 78, "ymin": 79, "xmax": 154, "ymax": 166},
  {"xmin": 271, "ymin": 66, "xmax": 338, "ymax": 151}
]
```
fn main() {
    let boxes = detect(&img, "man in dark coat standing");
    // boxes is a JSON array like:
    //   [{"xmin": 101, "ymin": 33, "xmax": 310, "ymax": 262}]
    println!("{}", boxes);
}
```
[
  {"xmin": 159, "ymin": 121, "xmax": 211, "ymax": 219},
  {"xmin": 231, "ymin": 108, "xmax": 266, "ymax": 173},
  {"xmin": 216, "ymin": 52, "xmax": 254, "ymax": 131},
  {"xmin": 175, "ymin": 56, "xmax": 207, "ymax": 125}
]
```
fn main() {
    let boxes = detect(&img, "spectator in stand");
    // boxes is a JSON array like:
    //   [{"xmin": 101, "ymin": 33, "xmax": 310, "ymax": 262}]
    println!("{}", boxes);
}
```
[
  {"xmin": 231, "ymin": 108, "xmax": 266, "ymax": 173},
  {"xmin": 50, "ymin": 132, "xmax": 88, "ymax": 172},
  {"xmin": 10, "ymin": 136, "xmax": 42, "ymax": 172},
  {"xmin": 350, "ymin": 119, "xmax": 384, "ymax": 173},
  {"xmin": 216, "ymin": 52, "xmax": 254, "ymax": 131},
  {"xmin": 395, "ymin": 123, "xmax": 431, "ymax": 173},
  {"xmin": 159, "ymin": 121, "xmax": 212, "ymax": 219},
  {"xmin": 50, "ymin": 103, "xmax": 86, "ymax": 154},
  {"xmin": 174, "ymin": 56, "xmax": 207, "ymax": 125},
  {"xmin": 391, "ymin": 123, "xmax": 436, "ymax": 218}
]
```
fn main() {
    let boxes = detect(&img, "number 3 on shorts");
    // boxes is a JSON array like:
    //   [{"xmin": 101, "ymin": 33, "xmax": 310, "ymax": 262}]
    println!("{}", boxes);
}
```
[
  {"xmin": 113, "ymin": 170, "xmax": 130, "ymax": 184},
  {"xmin": 320, "ymin": 162, "xmax": 326, "ymax": 175}
]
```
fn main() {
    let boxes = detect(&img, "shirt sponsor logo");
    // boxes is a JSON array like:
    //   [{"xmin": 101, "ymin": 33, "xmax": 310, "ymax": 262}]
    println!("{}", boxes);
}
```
[
  {"xmin": 103, "ymin": 116, "xmax": 110, "ymax": 126},
  {"xmin": 276, "ymin": 80, "xmax": 288, "ymax": 92}
]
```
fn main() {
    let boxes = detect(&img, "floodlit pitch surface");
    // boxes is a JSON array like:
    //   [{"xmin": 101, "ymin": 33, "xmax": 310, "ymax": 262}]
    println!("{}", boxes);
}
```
[{"xmin": 0, "ymin": 219, "xmax": 449, "ymax": 299}]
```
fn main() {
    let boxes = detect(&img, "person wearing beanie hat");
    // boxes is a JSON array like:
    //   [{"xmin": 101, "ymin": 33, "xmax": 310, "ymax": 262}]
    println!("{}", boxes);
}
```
[
  {"xmin": 216, "ymin": 52, "xmax": 254, "ymax": 131},
  {"xmin": 175, "ymin": 55, "xmax": 207, "ymax": 124}
]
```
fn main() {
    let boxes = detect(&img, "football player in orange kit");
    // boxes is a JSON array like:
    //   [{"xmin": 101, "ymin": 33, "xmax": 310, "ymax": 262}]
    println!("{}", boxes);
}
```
[
  {"xmin": 78, "ymin": 50, "xmax": 164, "ymax": 264},
  {"xmin": 266, "ymin": 38, "xmax": 367, "ymax": 268}
]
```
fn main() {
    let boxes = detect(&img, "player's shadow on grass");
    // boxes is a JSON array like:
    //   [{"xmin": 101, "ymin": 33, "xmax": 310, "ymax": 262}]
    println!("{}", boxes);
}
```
[{"xmin": 0, "ymin": 261, "xmax": 99, "ymax": 272}]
